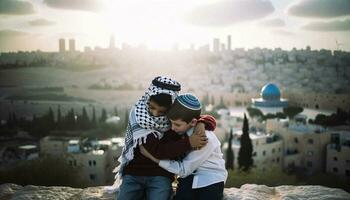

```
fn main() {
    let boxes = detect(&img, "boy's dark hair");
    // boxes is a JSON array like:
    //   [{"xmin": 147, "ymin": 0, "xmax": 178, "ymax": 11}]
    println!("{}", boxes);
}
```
[
  {"xmin": 167, "ymin": 98, "xmax": 201, "ymax": 123},
  {"xmin": 149, "ymin": 93, "xmax": 172, "ymax": 109}
]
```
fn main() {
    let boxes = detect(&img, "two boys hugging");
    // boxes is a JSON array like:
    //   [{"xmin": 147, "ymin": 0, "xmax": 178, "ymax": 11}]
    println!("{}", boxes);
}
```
[{"xmin": 107, "ymin": 76, "xmax": 227, "ymax": 200}]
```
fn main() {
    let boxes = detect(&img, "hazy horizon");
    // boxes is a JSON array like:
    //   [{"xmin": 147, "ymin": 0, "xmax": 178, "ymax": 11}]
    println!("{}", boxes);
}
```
[{"xmin": 0, "ymin": 0, "xmax": 350, "ymax": 52}]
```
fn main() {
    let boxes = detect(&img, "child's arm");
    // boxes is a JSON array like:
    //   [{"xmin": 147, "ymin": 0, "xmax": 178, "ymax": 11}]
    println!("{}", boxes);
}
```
[
  {"xmin": 141, "ymin": 132, "xmax": 220, "ymax": 178},
  {"xmin": 142, "ymin": 115, "xmax": 214, "ymax": 159},
  {"xmin": 141, "ymin": 132, "xmax": 207, "ymax": 160}
]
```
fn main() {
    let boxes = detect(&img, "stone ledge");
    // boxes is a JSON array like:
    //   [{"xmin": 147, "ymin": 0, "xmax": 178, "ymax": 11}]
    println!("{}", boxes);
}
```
[{"xmin": 1, "ymin": 183, "xmax": 349, "ymax": 200}]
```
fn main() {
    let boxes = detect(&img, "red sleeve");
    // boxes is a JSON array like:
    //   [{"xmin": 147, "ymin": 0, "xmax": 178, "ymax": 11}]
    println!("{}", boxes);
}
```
[
  {"xmin": 143, "ymin": 132, "xmax": 192, "ymax": 160},
  {"xmin": 197, "ymin": 115, "xmax": 216, "ymax": 131}
]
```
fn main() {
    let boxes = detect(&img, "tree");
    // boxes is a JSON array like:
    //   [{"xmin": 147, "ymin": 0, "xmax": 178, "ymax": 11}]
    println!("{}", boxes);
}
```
[
  {"xmin": 114, "ymin": 106, "xmax": 119, "ymax": 116},
  {"xmin": 47, "ymin": 107, "xmax": 55, "ymax": 128},
  {"xmin": 238, "ymin": 114, "xmax": 253, "ymax": 171},
  {"xmin": 99, "ymin": 108, "xmax": 107, "ymax": 123},
  {"xmin": 283, "ymin": 106, "xmax": 303, "ymax": 119},
  {"xmin": 247, "ymin": 107, "xmax": 264, "ymax": 119},
  {"xmin": 226, "ymin": 128, "xmax": 234, "ymax": 170},
  {"xmin": 79, "ymin": 106, "xmax": 90, "ymax": 130},
  {"xmin": 57, "ymin": 106, "xmax": 62, "ymax": 129},
  {"xmin": 91, "ymin": 106, "xmax": 96, "ymax": 127}
]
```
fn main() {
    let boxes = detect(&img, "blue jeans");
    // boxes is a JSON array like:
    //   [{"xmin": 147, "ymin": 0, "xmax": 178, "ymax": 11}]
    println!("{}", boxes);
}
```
[{"xmin": 117, "ymin": 175, "xmax": 172, "ymax": 200}]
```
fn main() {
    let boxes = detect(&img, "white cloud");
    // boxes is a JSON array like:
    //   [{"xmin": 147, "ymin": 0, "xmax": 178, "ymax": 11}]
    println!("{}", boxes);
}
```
[
  {"xmin": 288, "ymin": 0, "xmax": 350, "ymax": 18},
  {"xmin": 186, "ymin": 0, "xmax": 274, "ymax": 26},
  {"xmin": 0, "ymin": 0, "xmax": 35, "ymax": 15}
]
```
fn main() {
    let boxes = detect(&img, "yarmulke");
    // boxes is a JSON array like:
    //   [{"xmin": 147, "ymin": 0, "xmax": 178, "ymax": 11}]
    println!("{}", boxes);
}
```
[{"xmin": 177, "ymin": 94, "xmax": 201, "ymax": 110}]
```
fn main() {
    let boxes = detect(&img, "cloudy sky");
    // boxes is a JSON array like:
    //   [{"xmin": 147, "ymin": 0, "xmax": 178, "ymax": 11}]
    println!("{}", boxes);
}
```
[{"xmin": 0, "ymin": 0, "xmax": 350, "ymax": 52}]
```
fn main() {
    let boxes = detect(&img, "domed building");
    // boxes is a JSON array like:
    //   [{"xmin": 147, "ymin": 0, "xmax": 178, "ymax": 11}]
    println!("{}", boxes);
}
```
[{"xmin": 252, "ymin": 83, "xmax": 288, "ymax": 108}]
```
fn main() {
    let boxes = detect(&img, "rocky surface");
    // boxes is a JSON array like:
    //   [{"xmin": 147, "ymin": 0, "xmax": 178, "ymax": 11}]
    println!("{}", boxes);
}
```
[{"xmin": 0, "ymin": 183, "xmax": 349, "ymax": 200}]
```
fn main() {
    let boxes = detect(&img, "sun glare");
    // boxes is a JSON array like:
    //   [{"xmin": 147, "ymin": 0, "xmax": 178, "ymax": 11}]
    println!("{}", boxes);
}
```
[{"xmin": 97, "ymin": 1, "xmax": 204, "ymax": 50}]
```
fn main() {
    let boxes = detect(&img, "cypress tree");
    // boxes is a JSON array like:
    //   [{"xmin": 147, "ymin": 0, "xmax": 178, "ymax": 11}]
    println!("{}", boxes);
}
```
[
  {"xmin": 100, "ymin": 108, "xmax": 107, "ymax": 123},
  {"xmin": 225, "ymin": 128, "xmax": 234, "ymax": 170},
  {"xmin": 238, "ymin": 113, "xmax": 253, "ymax": 171},
  {"xmin": 91, "ymin": 106, "xmax": 96, "ymax": 127},
  {"xmin": 81, "ymin": 107, "xmax": 89, "ymax": 130},
  {"xmin": 57, "ymin": 105, "xmax": 62, "ymax": 129}
]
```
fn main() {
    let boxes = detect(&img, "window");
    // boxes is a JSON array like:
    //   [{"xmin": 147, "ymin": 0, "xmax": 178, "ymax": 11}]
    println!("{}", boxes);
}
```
[
  {"xmin": 277, "ymin": 157, "xmax": 280, "ymax": 163},
  {"xmin": 252, "ymin": 152, "xmax": 257, "ymax": 157},
  {"xmin": 69, "ymin": 160, "xmax": 72, "ymax": 166},
  {"xmin": 89, "ymin": 174, "xmax": 96, "ymax": 181},
  {"xmin": 278, "ymin": 147, "xmax": 281, "ymax": 152},
  {"xmin": 333, "ymin": 168, "xmax": 338, "ymax": 173},
  {"xmin": 73, "ymin": 160, "xmax": 77, "ymax": 166},
  {"xmin": 88, "ymin": 160, "xmax": 92, "ymax": 166},
  {"xmin": 263, "ymin": 151, "xmax": 266, "ymax": 156},
  {"xmin": 333, "ymin": 157, "xmax": 338, "ymax": 161},
  {"xmin": 272, "ymin": 148, "xmax": 275, "ymax": 154},
  {"xmin": 93, "ymin": 160, "xmax": 96, "ymax": 166},
  {"xmin": 294, "ymin": 138, "xmax": 299, "ymax": 143},
  {"xmin": 308, "ymin": 139, "xmax": 314, "ymax": 144}
]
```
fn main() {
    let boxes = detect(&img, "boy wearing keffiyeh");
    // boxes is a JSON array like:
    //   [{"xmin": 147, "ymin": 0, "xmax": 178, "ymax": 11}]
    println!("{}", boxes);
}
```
[{"xmin": 108, "ymin": 76, "xmax": 216, "ymax": 200}]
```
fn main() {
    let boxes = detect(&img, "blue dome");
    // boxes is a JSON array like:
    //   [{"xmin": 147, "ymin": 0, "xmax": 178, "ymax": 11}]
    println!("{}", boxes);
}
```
[{"xmin": 261, "ymin": 83, "xmax": 281, "ymax": 101}]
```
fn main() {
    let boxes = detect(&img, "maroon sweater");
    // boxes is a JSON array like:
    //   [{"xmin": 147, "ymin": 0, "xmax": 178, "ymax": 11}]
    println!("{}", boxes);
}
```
[{"xmin": 123, "ymin": 115, "xmax": 216, "ymax": 180}]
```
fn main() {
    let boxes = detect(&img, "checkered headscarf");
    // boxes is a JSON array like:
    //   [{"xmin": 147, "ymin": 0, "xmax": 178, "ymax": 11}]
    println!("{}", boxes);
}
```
[{"xmin": 116, "ymin": 76, "xmax": 181, "ymax": 179}]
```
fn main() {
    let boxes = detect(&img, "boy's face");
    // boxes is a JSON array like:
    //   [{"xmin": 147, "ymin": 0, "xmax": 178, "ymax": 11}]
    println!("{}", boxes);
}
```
[
  {"xmin": 170, "ymin": 119, "xmax": 195, "ymax": 134},
  {"xmin": 149, "ymin": 100, "xmax": 168, "ymax": 117}
]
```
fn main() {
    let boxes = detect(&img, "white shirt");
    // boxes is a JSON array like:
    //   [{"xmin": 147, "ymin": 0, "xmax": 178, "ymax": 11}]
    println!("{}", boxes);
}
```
[{"xmin": 159, "ymin": 128, "xmax": 228, "ymax": 189}]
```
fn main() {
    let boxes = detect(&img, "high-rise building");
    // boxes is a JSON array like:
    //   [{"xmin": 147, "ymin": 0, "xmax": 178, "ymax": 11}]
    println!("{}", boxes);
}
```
[
  {"xmin": 227, "ymin": 35, "xmax": 232, "ymax": 51},
  {"xmin": 59, "ymin": 38, "xmax": 65, "ymax": 53},
  {"xmin": 109, "ymin": 34, "xmax": 115, "ymax": 49},
  {"xmin": 69, "ymin": 39, "xmax": 75, "ymax": 52},
  {"xmin": 213, "ymin": 38, "xmax": 220, "ymax": 52}
]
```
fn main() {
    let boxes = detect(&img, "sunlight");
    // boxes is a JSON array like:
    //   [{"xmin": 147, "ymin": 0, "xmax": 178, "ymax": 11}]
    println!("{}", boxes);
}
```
[{"xmin": 97, "ymin": 0, "xmax": 206, "ymax": 50}]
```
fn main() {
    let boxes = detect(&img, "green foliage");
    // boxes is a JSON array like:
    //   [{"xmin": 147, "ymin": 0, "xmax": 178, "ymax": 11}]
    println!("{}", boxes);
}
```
[
  {"xmin": 225, "ymin": 129, "xmax": 234, "ymax": 170},
  {"xmin": 238, "ymin": 114, "xmax": 253, "ymax": 171},
  {"xmin": 225, "ymin": 168, "xmax": 299, "ymax": 188},
  {"xmin": 246, "ymin": 107, "xmax": 263, "ymax": 119},
  {"xmin": 99, "ymin": 108, "xmax": 107, "ymax": 123},
  {"xmin": 309, "ymin": 108, "xmax": 350, "ymax": 127},
  {"xmin": 0, "ymin": 156, "xmax": 86, "ymax": 187},
  {"xmin": 214, "ymin": 96, "xmax": 227, "ymax": 110},
  {"xmin": 283, "ymin": 106, "xmax": 304, "ymax": 119}
]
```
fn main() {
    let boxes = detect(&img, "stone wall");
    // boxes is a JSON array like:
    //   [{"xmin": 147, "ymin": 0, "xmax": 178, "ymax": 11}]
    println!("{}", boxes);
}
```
[{"xmin": 1, "ymin": 183, "xmax": 350, "ymax": 200}]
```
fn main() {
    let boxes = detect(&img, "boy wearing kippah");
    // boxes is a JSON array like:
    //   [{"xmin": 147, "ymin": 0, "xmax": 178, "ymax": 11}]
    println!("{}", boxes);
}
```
[{"xmin": 140, "ymin": 94, "xmax": 227, "ymax": 200}]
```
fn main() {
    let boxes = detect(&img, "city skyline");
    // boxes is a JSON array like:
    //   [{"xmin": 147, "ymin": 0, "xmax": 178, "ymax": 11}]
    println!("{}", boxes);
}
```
[{"xmin": 0, "ymin": 0, "xmax": 350, "ymax": 52}]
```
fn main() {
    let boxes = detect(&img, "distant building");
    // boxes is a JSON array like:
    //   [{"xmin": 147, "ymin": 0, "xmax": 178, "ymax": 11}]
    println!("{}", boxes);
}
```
[
  {"xmin": 266, "ymin": 119, "xmax": 332, "ymax": 175},
  {"xmin": 59, "ymin": 38, "xmax": 65, "ymax": 53},
  {"xmin": 39, "ymin": 136, "xmax": 124, "ymax": 186},
  {"xmin": 222, "ymin": 130, "xmax": 283, "ymax": 171},
  {"xmin": 227, "ymin": 35, "xmax": 231, "ymax": 51},
  {"xmin": 69, "ymin": 39, "xmax": 75, "ymax": 52},
  {"xmin": 326, "ymin": 128, "xmax": 350, "ymax": 178},
  {"xmin": 213, "ymin": 38, "xmax": 220, "ymax": 52}
]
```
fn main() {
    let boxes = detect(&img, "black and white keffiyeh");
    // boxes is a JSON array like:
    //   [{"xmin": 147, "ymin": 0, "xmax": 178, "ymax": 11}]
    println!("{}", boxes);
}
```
[{"xmin": 105, "ymin": 76, "xmax": 181, "ymax": 193}]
